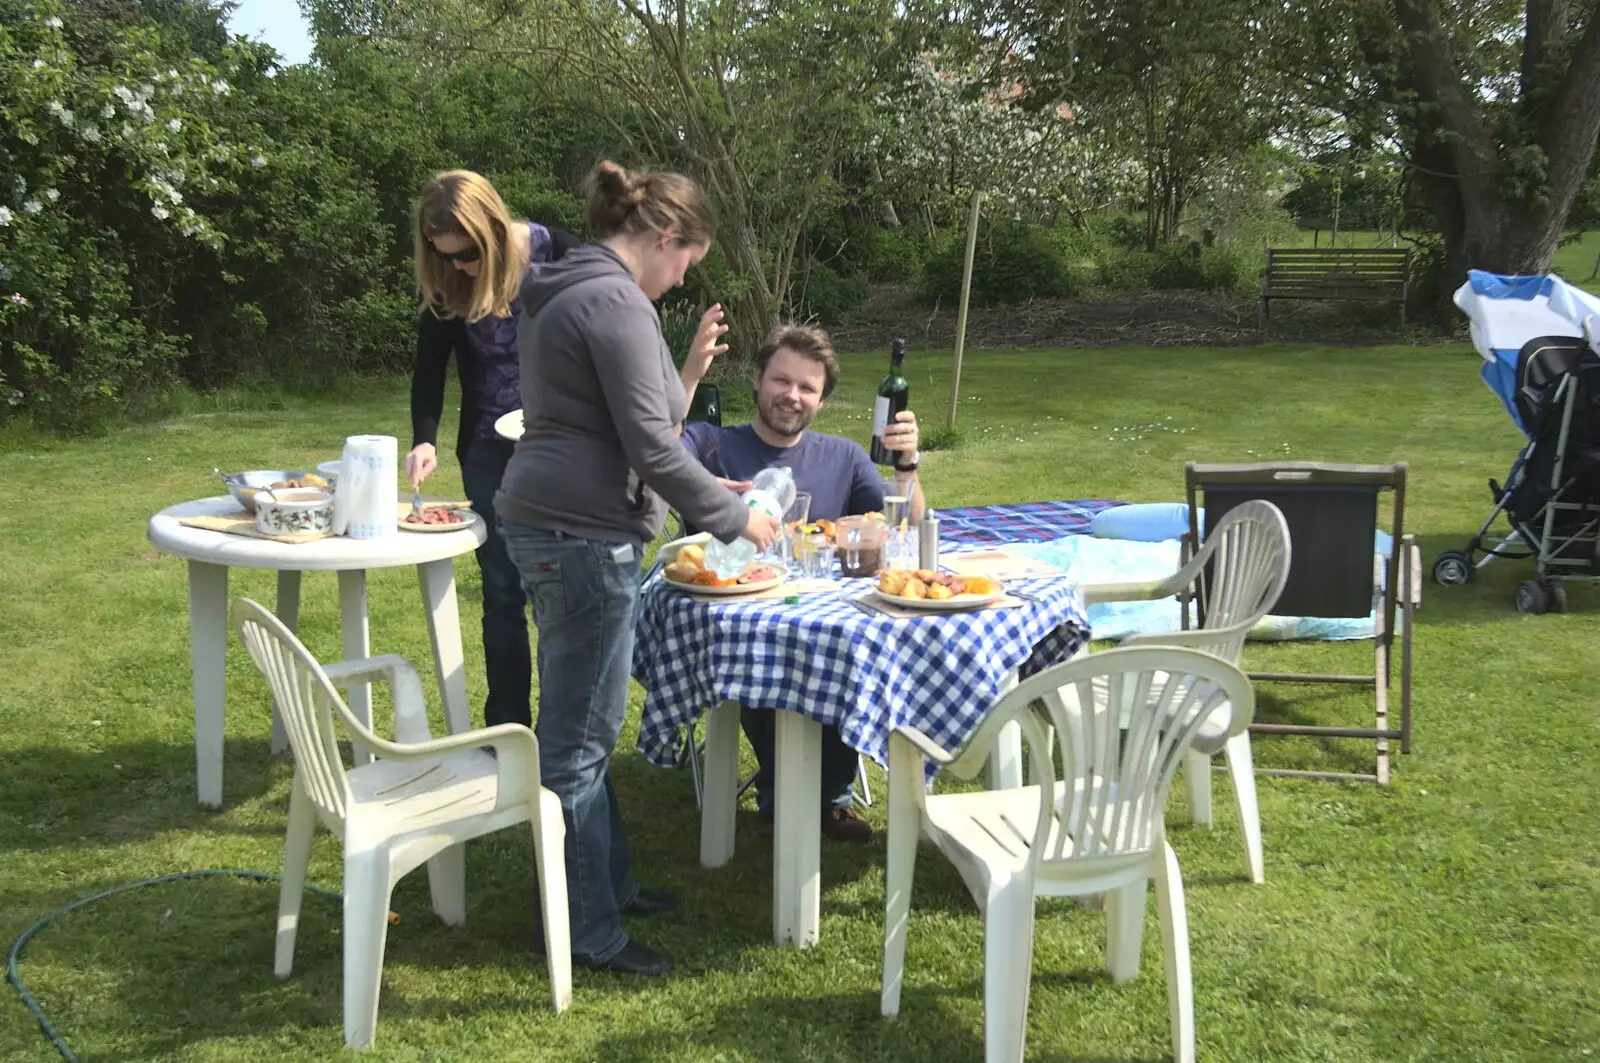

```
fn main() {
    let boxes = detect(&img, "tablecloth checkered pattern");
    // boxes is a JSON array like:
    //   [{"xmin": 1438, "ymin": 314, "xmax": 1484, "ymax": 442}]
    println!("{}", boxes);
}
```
[
  {"xmin": 632, "ymin": 575, "xmax": 1090, "ymax": 774},
  {"xmin": 938, "ymin": 499, "xmax": 1124, "ymax": 545}
]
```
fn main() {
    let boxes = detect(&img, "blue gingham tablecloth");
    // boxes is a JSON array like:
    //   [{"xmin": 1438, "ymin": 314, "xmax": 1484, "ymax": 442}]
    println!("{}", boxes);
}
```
[{"xmin": 632, "ymin": 575, "xmax": 1091, "ymax": 774}]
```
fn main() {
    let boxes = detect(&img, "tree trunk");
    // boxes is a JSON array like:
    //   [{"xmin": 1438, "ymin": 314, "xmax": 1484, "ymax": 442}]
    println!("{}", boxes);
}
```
[
  {"xmin": 1392, "ymin": 0, "xmax": 1600, "ymax": 317},
  {"xmin": 870, "ymin": 158, "xmax": 901, "ymax": 229}
]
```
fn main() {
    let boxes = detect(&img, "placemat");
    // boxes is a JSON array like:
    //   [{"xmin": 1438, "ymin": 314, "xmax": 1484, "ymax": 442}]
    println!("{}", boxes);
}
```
[{"xmin": 941, "ymin": 549, "xmax": 1064, "ymax": 581}]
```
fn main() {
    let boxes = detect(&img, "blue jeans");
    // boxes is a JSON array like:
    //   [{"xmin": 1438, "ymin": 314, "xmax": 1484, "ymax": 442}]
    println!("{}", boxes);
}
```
[
  {"xmin": 500, "ymin": 521, "xmax": 642, "ymax": 963},
  {"xmin": 741, "ymin": 709, "xmax": 858, "ymax": 816},
  {"xmin": 461, "ymin": 439, "xmax": 532, "ymax": 730}
]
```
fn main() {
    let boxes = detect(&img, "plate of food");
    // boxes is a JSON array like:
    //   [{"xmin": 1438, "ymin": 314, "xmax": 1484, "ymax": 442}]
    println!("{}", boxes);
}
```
[
  {"xmin": 398, "ymin": 505, "xmax": 480, "ymax": 533},
  {"xmin": 661, "ymin": 543, "xmax": 785, "ymax": 596},
  {"xmin": 494, "ymin": 409, "xmax": 524, "ymax": 442},
  {"xmin": 872, "ymin": 569, "xmax": 1004, "ymax": 612}
]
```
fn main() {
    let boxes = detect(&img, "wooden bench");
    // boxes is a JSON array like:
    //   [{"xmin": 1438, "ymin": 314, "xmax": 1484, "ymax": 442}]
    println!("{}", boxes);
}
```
[{"xmin": 1260, "ymin": 246, "xmax": 1412, "ymax": 325}]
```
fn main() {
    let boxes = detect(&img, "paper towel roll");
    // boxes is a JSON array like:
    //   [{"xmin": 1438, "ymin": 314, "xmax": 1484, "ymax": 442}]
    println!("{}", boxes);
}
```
[{"xmin": 332, "ymin": 434, "xmax": 398, "ymax": 539}]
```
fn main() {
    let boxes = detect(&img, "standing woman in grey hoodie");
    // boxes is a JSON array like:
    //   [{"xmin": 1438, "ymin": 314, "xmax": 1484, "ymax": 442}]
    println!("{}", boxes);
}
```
[{"xmin": 497, "ymin": 160, "xmax": 781, "ymax": 976}]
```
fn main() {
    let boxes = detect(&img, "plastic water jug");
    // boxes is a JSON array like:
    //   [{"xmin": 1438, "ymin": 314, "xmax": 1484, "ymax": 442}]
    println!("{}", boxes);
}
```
[{"xmin": 703, "ymin": 466, "xmax": 795, "ymax": 578}]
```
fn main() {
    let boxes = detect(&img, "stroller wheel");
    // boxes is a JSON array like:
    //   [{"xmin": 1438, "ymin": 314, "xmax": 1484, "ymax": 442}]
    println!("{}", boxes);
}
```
[
  {"xmin": 1515, "ymin": 579, "xmax": 1551, "ymax": 614},
  {"xmin": 1546, "ymin": 581, "xmax": 1568, "ymax": 614},
  {"xmin": 1432, "ymin": 550, "xmax": 1475, "ymax": 586}
]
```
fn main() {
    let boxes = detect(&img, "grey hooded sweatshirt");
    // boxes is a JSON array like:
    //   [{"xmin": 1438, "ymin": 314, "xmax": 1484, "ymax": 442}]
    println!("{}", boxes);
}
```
[{"xmin": 495, "ymin": 243, "xmax": 747, "ymax": 546}]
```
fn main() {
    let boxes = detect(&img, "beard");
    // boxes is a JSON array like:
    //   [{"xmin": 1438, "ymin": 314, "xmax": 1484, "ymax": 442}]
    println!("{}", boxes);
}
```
[{"xmin": 755, "ymin": 394, "xmax": 816, "ymax": 437}]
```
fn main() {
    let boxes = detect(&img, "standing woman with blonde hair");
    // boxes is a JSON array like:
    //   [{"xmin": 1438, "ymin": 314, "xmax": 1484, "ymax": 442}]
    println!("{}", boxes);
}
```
[
  {"xmin": 407, "ymin": 170, "xmax": 577, "ymax": 732},
  {"xmin": 497, "ymin": 161, "xmax": 780, "ymax": 976}
]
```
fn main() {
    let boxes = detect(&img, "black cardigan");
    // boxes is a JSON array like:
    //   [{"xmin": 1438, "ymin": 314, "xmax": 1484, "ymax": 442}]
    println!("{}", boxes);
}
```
[{"xmin": 409, "ymin": 224, "xmax": 580, "ymax": 462}]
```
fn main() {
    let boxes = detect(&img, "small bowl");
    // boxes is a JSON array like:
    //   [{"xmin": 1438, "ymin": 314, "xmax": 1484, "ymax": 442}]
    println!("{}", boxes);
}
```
[
  {"xmin": 254, "ymin": 489, "xmax": 334, "ymax": 536},
  {"xmin": 221, "ymin": 470, "xmax": 311, "ymax": 514},
  {"xmin": 316, "ymin": 459, "xmax": 342, "ymax": 487}
]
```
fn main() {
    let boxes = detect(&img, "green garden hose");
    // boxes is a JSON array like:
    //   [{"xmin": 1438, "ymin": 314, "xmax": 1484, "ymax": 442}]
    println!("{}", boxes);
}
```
[{"xmin": 7, "ymin": 869, "xmax": 341, "ymax": 1062}]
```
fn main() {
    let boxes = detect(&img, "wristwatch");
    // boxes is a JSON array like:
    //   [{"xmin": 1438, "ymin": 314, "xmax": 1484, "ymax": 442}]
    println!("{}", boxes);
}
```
[{"xmin": 894, "ymin": 451, "xmax": 920, "ymax": 473}]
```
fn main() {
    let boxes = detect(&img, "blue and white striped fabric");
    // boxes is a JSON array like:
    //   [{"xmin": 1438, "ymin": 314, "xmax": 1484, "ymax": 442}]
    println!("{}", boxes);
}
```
[
  {"xmin": 1453, "ymin": 271, "xmax": 1600, "ymax": 435},
  {"xmin": 632, "ymin": 575, "xmax": 1091, "ymax": 774}
]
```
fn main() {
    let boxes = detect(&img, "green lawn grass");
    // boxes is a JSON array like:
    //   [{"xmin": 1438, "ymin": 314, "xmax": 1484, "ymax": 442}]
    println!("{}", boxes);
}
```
[{"xmin": 3, "ymin": 344, "xmax": 1598, "ymax": 1061}]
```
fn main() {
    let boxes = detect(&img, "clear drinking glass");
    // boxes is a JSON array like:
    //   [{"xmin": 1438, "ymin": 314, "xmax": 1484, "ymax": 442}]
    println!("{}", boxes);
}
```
[
  {"xmin": 881, "ymin": 472, "xmax": 912, "ymax": 535},
  {"xmin": 781, "ymin": 492, "xmax": 812, "ymax": 572},
  {"xmin": 803, "ymin": 534, "xmax": 836, "ymax": 579},
  {"xmin": 883, "ymin": 526, "xmax": 917, "ymax": 570}
]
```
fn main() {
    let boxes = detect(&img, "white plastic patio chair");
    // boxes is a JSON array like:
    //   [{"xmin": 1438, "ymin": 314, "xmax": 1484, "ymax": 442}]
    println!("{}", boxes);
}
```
[
  {"xmin": 231, "ymin": 597, "xmax": 571, "ymax": 1050},
  {"xmin": 880, "ymin": 646, "xmax": 1255, "ymax": 1063},
  {"xmin": 1081, "ymin": 499, "xmax": 1291, "ymax": 884}
]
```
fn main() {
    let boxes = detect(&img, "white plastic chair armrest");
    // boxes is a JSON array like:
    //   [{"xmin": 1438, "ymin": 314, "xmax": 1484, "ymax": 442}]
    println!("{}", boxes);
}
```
[
  {"xmin": 891, "ymin": 725, "xmax": 957, "ymax": 765},
  {"xmin": 1082, "ymin": 579, "xmax": 1163, "ymax": 606},
  {"xmin": 1118, "ymin": 621, "xmax": 1252, "ymax": 655},
  {"xmin": 1081, "ymin": 561, "xmax": 1200, "ymax": 606},
  {"xmin": 355, "ymin": 721, "xmax": 538, "ymax": 765},
  {"xmin": 321, "ymin": 655, "xmax": 431, "ymax": 744},
  {"xmin": 320, "ymin": 655, "xmax": 417, "ymax": 689}
]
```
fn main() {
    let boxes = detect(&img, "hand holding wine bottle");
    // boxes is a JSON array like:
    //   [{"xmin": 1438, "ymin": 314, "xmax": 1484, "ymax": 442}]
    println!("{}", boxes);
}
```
[
  {"xmin": 870, "ymin": 338, "xmax": 910, "ymax": 466},
  {"xmin": 878, "ymin": 410, "xmax": 919, "ymax": 469}
]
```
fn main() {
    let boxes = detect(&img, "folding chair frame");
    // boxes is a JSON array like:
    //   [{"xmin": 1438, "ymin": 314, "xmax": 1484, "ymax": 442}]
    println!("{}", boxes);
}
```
[{"xmin": 1185, "ymin": 461, "xmax": 1418, "ymax": 784}]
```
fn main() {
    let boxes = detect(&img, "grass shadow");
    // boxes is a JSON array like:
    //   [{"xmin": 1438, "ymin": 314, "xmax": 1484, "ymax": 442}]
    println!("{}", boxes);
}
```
[
  {"xmin": 0, "ymin": 737, "xmax": 285, "ymax": 853},
  {"xmin": 589, "ymin": 983, "xmax": 1162, "ymax": 1063}
]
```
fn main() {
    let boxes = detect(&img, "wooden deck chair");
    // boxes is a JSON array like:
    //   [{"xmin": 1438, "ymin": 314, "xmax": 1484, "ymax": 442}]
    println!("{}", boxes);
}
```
[{"xmin": 1184, "ymin": 462, "xmax": 1420, "ymax": 784}]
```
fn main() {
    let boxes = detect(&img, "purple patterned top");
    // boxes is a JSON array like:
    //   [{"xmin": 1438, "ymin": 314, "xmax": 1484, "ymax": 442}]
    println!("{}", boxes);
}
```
[{"xmin": 465, "ymin": 222, "xmax": 553, "ymax": 439}]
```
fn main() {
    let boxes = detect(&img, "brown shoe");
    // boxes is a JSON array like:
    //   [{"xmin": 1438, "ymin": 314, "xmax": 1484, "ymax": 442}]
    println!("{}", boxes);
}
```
[{"xmin": 822, "ymin": 806, "xmax": 873, "ymax": 842}]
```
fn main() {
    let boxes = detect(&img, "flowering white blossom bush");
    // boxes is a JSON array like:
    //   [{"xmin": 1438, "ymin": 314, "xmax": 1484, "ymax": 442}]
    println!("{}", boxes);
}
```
[
  {"xmin": 0, "ymin": 0, "xmax": 407, "ymax": 428},
  {"xmin": 0, "ymin": 0, "xmax": 283, "ymax": 422}
]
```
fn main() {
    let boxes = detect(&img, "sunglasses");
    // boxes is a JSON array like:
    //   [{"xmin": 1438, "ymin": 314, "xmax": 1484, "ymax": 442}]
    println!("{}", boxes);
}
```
[{"xmin": 431, "ymin": 241, "xmax": 481, "ymax": 264}]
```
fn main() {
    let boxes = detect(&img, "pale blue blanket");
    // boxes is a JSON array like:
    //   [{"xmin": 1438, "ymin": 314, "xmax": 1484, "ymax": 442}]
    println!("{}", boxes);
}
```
[{"xmin": 1007, "ymin": 534, "xmax": 1390, "ymax": 642}]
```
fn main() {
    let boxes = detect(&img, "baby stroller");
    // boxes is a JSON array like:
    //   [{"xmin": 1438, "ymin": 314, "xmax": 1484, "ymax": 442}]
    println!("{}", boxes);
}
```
[{"xmin": 1435, "ymin": 271, "xmax": 1600, "ymax": 613}]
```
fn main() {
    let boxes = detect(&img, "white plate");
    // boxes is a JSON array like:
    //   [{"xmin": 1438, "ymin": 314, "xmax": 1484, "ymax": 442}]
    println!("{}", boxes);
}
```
[
  {"xmin": 398, "ymin": 509, "xmax": 480, "ymax": 534},
  {"xmin": 664, "ymin": 573, "xmax": 785, "ymax": 596},
  {"xmin": 494, "ymin": 409, "xmax": 524, "ymax": 442},
  {"xmin": 871, "ymin": 587, "xmax": 1006, "ymax": 612}
]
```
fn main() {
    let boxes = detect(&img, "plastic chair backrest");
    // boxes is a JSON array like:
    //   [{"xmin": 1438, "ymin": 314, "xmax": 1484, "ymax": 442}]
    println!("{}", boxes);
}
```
[
  {"xmin": 1183, "ymin": 499, "xmax": 1291, "ymax": 662},
  {"xmin": 947, "ymin": 646, "xmax": 1254, "ymax": 874},
  {"xmin": 232, "ymin": 597, "xmax": 362, "ymax": 824}
]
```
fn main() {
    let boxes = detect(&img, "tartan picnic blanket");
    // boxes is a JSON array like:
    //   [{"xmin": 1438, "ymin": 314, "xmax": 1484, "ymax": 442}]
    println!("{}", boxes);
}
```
[{"xmin": 936, "ymin": 499, "xmax": 1125, "ymax": 545}]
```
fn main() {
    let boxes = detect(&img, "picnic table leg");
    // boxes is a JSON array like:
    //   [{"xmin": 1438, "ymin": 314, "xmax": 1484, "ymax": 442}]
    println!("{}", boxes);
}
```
[
  {"xmin": 418, "ymin": 558, "xmax": 471, "ymax": 736},
  {"xmin": 269, "ymin": 570, "xmax": 301, "ymax": 755},
  {"xmin": 188, "ymin": 560, "xmax": 228, "ymax": 808},
  {"xmin": 700, "ymin": 701, "xmax": 741, "ymax": 869},
  {"xmin": 337, "ymin": 569, "xmax": 373, "ymax": 767},
  {"xmin": 773, "ymin": 709, "xmax": 822, "ymax": 948}
]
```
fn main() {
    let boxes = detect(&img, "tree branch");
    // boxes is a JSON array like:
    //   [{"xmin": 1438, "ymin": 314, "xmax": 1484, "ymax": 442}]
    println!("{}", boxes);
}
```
[
  {"xmin": 1539, "ymin": 4, "xmax": 1600, "ymax": 205},
  {"xmin": 1391, "ymin": 0, "xmax": 1502, "ymax": 209},
  {"xmin": 1521, "ymin": 0, "xmax": 1567, "ymax": 101}
]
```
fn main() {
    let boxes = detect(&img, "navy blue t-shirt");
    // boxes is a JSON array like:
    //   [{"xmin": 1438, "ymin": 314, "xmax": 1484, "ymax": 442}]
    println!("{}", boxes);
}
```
[{"xmin": 680, "ymin": 422, "xmax": 883, "ymax": 522}]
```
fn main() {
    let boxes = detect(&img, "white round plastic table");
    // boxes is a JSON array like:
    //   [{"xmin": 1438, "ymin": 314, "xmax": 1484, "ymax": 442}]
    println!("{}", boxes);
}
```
[
  {"xmin": 148, "ymin": 495, "xmax": 487, "ymax": 807},
  {"xmin": 494, "ymin": 409, "xmax": 523, "ymax": 442}
]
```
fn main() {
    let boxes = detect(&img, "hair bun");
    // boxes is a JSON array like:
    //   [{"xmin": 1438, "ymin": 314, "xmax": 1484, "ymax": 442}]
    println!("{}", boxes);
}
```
[
  {"xmin": 584, "ymin": 159, "xmax": 715, "ymax": 245},
  {"xmin": 594, "ymin": 160, "xmax": 644, "ymax": 202}
]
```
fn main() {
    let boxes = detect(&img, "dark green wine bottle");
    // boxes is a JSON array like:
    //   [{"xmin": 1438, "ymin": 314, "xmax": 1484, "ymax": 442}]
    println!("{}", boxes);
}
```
[{"xmin": 869, "ymin": 338, "xmax": 909, "ymax": 466}]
